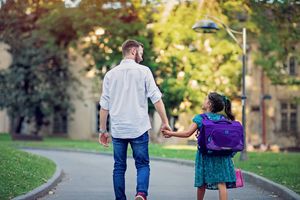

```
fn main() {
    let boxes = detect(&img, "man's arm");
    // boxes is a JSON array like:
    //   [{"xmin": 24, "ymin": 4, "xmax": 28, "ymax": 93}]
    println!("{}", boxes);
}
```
[
  {"xmin": 154, "ymin": 99, "xmax": 171, "ymax": 132},
  {"xmin": 99, "ymin": 72, "xmax": 110, "ymax": 147},
  {"xmin": 145, "ymin": 68, "xmax": 171, "ymax": 132},
  {"xmin": 98, "ymin": 108, "xmax": 109, "ymax": 147},
  {"xmin": 99, "ymin": 108, "xmax": 109, "ymax": 131}
]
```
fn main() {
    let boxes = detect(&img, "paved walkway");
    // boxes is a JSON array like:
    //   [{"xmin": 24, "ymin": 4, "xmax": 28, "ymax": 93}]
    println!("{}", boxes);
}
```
[{"xmin": 26, "ymin": 149, "xmax": 282, "ymax": 200}]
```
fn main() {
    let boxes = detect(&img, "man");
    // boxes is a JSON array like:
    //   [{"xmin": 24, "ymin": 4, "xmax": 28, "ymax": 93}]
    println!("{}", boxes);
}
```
[{"xmin": 98, "ymin": 39, "xmax": 171, "ymax": 200}]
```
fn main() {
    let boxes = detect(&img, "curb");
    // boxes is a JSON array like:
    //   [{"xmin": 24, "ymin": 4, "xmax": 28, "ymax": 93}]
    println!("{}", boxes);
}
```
[
  {"xmin": 242, "ymin": 170, "xmax": 300, "ymax": 200},
  {"xmin": 19, "ymin": 147, "xmax": 300, "ymax": 200},
  {"xmin": 151, "ymin": 155, "xmax": 300, "ymax": 200},
  {"xmin": 12, "ymin": 150, "xmax": 63, "ymax": 200}
]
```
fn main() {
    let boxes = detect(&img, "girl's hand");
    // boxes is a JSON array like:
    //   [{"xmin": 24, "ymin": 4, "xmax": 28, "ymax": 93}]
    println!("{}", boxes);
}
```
[{"xmin": 162, "ymin": 130, "xmax": 173, "ymax": 138}]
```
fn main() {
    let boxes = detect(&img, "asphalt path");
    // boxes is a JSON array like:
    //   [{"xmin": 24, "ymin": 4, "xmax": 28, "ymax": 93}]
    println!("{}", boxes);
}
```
[{"xmin": 25, "ymin": 149, "xmax": 282, "ymax": 200}]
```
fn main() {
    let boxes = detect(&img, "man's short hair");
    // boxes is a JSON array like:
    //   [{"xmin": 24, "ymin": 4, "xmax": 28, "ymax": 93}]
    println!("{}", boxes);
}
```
[{"xmin": 122, "ymin": 39, "xmax": 144, "ymax": 57}]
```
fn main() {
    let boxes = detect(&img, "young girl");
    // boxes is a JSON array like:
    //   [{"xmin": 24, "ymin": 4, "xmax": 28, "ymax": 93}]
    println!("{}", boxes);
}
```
[{"xmin": 163, "ymin": 92, "xmax": 236, "ymax": 200}]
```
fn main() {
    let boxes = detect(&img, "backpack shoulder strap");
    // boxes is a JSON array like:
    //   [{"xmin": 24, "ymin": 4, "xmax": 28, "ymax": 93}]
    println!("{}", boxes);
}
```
[
  {"xmin": 200, "ymin": 113, "xmax": 209, "ymax": 120},
  {"xmin": 220, "ymin": 114, "xmax": 227, "ymax": 120}
]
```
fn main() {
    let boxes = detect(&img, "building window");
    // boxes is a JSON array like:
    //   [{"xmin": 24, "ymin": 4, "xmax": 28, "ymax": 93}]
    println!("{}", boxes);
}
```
[
  {"xmin": 280, "ymin": 102, "xmax": 298, "ymax": 133},
  {"xmin": 290, "ymin": 112, "xmax": 297, "ymax": 131},
  {"xmin": 281, "ymin": 113, "xmax": 288, "ymax": 132},
  {"xmin": 53, "ymin": 112, "xmax": 68, "ymax": 134},
  {"xmin": 251, "ymin": 105, "xmax": 260, "ymax": 112},
  {"xmin": 288, "ymin": 56, "xmax": 297, "ymax": 76}
]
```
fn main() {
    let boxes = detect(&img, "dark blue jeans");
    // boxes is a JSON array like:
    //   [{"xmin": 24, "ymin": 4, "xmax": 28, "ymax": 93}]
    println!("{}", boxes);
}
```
[{"xmin": 112, "ymin": 132, "xmax": 150, "ymax": 200}]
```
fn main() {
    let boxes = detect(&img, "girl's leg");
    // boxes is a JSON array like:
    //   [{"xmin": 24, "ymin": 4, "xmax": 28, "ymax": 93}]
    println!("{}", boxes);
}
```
[
  {"xmin": 217, "ymin": 183, "xmax": 228, "ymax": 200},
  {"xmin": 197, "ymin": 186, "xmax": 206, "ymax": 200}
]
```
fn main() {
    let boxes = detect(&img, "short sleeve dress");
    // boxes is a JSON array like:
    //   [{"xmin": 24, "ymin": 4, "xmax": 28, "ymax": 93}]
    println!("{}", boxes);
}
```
[{"xmin": 193, "ymin": 112, "xmax": 236, "ymax": 190}]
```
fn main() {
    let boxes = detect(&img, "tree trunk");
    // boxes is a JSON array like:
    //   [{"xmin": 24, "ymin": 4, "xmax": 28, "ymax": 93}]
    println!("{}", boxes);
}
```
[
  {"xmin": 9, "ymin": 115, "xmax": 14, "ymax": 135},
  {"xmin": 33, "ymin": 106, "xmax": 44, "ymax": 135},
  {"xmin": 15, "ymin": 116, "xmax": 24, "ymax": 134}
]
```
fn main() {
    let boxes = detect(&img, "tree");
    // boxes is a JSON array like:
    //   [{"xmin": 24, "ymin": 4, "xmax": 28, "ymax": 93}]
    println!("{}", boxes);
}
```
[
  {"xmin": 73, "ymin": 0, "xmax": 158, "ymax": 78},
  {"xmin": 0, "ymin": 0, "xmax": 158, "ymax": 136},
  {"xmin": 0, "ymin": 0, "xmax": 79, "ymax": 135},
  {"xmin": 249, "ymin": 0, "xmax": 300, "ymax": 85},
  {"xmin": 151, "ymin": 0, "xmax": 243, "ymax": 119},
  {"xmin": 3, "ymin": 0, "xmax": 297, "ymax": 140}
]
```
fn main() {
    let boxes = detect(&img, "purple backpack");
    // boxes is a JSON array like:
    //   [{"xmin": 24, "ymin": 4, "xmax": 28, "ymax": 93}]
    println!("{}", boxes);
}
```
[{"xmin": 197, "ymin": 114, "xmax": 244, "ymax": 155}]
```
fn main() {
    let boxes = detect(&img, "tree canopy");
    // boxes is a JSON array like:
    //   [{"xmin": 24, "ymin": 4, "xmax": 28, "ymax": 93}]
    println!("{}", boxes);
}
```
[
  {"xmin": 250, "ymin": 0, "xmax": 300, "ymax": 85},
  {"xmin": 0, "ymin": 0, "xmax": 299, "ymax": 135}
]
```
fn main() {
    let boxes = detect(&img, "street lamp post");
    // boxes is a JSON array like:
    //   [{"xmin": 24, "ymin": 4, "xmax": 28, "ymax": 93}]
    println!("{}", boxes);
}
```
[{"xmin": 192, "ymin": 16, "xmax": 248, "ymax": 160}]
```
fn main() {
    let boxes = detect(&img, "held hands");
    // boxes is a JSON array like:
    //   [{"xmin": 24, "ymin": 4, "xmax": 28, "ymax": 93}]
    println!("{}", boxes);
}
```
[
  {"xmin": 161, "ymin": 123, "xmax": 173, "ymax": 138},
  {"xmin": 98, "ymin": 132, "xmax": 110, "ymax": 147},
  {"xmin": 162, "ymin": 129, "xmax": 173, "ymax": 138}
]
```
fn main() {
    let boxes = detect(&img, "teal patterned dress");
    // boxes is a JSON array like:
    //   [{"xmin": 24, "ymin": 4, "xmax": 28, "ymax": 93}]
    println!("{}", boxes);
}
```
[{"xmin": 193, "ymin": 112, "xmax": 236, "ymax": 190}]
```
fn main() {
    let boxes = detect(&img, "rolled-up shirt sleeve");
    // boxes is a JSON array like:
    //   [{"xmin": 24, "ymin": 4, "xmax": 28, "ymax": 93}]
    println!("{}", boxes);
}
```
[
  {"xmin": 146, "ymin": 68, "xmax": 162, "ymax": 104},
  {"xmin": 99, "ymin": 73, "xmax": 110, "ymax": 110}
]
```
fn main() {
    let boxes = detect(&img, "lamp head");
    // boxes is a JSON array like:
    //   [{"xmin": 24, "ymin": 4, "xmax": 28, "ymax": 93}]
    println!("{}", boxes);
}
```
[{"xmin": 192, "ymin": 19, "xmax": 219, "ymax": 33}]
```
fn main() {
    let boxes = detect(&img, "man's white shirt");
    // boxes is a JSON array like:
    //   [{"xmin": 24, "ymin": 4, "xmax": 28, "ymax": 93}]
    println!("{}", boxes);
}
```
[{"xmin": 100, "ymin": 59, "xmax": 162, "ymax": 139}]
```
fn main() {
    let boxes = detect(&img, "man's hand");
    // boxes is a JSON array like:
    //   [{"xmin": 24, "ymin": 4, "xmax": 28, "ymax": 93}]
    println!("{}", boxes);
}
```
[
  {"xmin": 161, "ymin": 123, "xmax": 172, "ymax": 138},
  {"xmin": 98, "ymin": 133, "xmax": 109, "ymax": 147},
  {"xmin": 161, "ymin": 123, "xmax": 171, "ymax": 131},
  {"xmin": 154, "ymin": 100, "xmax": 171, "ymax": 137}
]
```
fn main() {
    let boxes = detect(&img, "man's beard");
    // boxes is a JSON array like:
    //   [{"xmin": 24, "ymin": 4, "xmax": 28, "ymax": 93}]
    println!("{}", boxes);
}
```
[{"xmin": 135, "ymin": 53, "xmax": 142, "ymax": 63}]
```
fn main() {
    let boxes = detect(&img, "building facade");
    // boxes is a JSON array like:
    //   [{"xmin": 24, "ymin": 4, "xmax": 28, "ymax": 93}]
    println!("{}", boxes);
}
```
[
  {"xmin": 246, "ymin": 50, "xmax": 300, "ymax": 148},
  {"xmin": 0, "ymin": 42, "xmax": 12, "ymax": 134},
  {"xmin": 0, "ymin": 43, "xmax": 163, "ymax": 140},
  {"xmin": 0, "ymin": 42, "xmax": 299, "ymax": 148}
]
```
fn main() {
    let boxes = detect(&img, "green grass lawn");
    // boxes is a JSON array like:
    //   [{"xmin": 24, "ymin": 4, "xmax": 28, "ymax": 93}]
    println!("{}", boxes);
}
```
[
  {"xmin": 233, "ymin": 151, "xmax": 300, "ymax": 194},
  {"xmin": 0, "ymin": 144, "xmax": 56, "ymax": 200},
  {"xmin": 1, "ymin": 133, "xmax": 300, "ymax": 195}
]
